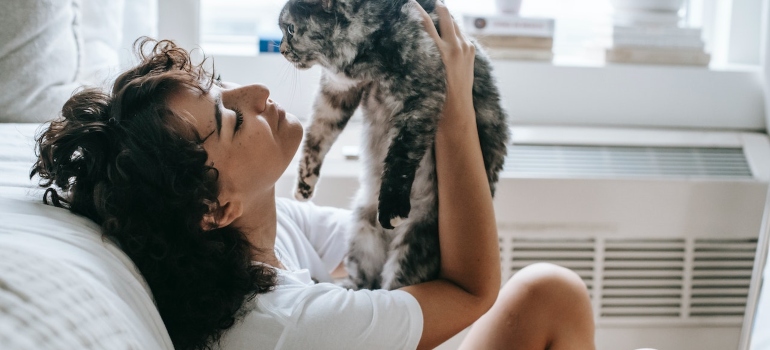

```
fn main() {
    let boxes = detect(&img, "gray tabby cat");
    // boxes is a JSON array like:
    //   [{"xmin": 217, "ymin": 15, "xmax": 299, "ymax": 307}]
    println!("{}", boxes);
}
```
[{"xmin": 279, "ymin": 0, "xmax": 509, "ymax": 290}]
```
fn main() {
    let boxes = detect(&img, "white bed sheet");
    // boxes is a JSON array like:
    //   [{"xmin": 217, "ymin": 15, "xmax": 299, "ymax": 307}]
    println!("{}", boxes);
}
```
[
  {"xmin": 0, "ymin": 123, "xmax": 173, "ymax": 350},
  {"xmin": 0, "ymin": 123, "xmax": 44, "ymax": 200}
]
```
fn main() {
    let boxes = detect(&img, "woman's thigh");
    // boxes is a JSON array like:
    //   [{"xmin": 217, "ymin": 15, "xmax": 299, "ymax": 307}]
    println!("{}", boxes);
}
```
[{"xmin": 458, "ymin": 263, "xmax": 595, "ymax": 350}]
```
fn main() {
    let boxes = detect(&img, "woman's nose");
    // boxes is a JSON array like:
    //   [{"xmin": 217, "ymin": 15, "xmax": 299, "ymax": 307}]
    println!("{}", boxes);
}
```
[{"xmin": 222, "ymin": 84, "xmax": 271, "ymax": 114}]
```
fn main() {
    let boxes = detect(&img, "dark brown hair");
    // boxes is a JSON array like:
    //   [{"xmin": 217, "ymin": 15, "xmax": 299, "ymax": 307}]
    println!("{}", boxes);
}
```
[{"xmin": 31, "ymin": 38, "xmax": 277, "ymax": 350}]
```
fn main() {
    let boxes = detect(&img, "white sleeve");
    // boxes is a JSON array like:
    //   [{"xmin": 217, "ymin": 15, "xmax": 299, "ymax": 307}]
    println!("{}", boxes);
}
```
[
  {"xmin": 218, "ymin": 282, "xmax": 424, "ymax": 350},
  {"xmin": 275, "ymin": 198, "xmax": 352, "ymax": 273},
  {"xmin": 278, "ymin": 286, "xmax": 423, "ymax": 350}
]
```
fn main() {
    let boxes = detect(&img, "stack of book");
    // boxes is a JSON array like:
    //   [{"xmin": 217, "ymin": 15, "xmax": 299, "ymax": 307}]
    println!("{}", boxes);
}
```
[
  {"xmin": 607, "ymin": 4, "xmax": 710, "ymax": 66},
  {"xmin": 463, "ymin": 14, "xmax": 555, "ymax": 61}
]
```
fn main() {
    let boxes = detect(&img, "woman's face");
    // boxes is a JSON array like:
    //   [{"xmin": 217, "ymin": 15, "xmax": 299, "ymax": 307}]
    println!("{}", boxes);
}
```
[{"xmin": 168, "ymin": 83, "xmax": 303, "ymax": 222}]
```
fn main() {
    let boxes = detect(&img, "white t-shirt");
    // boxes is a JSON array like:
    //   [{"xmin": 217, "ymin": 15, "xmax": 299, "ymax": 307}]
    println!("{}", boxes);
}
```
[{"xmin": 215, "ymin": 198, "xmax": 424, "ymax": 350}]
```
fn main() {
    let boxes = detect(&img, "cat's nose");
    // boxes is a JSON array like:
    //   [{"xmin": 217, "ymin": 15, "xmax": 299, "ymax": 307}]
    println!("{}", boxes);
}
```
[{"xmin": 279, "ymin": 41, "xmax": 289, "ymax": 55}]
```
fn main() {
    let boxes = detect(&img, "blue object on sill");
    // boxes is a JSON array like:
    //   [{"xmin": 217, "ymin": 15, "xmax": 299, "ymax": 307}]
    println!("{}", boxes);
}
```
[{"xmin": 260, "ymin": 38, "xmax": 281, "ymax": 53}]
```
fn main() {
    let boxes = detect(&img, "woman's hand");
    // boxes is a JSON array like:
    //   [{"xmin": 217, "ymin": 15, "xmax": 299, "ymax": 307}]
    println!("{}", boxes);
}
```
[{"xmin": 411, "ymin": 0, "xmax": 476, "ymax": 132}]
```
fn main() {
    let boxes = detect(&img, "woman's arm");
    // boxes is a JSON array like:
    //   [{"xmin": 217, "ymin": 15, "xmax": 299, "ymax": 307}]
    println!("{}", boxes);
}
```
[{"xmin": 400, "ymin": 1, "xmax": 502, "ymax": 349}]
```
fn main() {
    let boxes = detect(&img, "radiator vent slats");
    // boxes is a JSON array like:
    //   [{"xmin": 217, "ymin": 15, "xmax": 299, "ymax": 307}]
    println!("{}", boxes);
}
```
[
  {"xmin": 504, "ymin": 238, "xmax": 595, "ymax": 295},
  {"xmin": 690, "ymin": 239, "xmax": 756, "ymax": 317},
  {"xmin": 500, "ymin": 237, "xmax": 758, "ymax": 322},
  {"xmin": 505, "ymin": 145, "xmax": 753, "ymax": 178},
  {"xmin": 602, "ymin": 239, "xmax": 685, "ymax": 318}
]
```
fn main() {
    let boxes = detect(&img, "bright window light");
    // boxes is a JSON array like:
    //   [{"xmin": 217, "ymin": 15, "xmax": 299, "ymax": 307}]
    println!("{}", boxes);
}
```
[{"xmin": 200, "ymin": 0, "xmax": 703, "ymax": 61}]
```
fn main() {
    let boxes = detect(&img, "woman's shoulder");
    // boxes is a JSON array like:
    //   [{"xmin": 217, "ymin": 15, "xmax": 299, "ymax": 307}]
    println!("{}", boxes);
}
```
[
  {"xmin": 274, "ymin": 197, "xmax": 317, "ymax": 221},
  {"xmin": 274, "ymin": 197, "xmax": 352, "ymax": 231}
]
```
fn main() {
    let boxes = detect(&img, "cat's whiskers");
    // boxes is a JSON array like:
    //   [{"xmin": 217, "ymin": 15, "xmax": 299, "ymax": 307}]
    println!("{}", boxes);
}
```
[
  {"xmin": 277, "ymin": 57, "xmax": 301, "ymax": 119},
  {"xmin": 290, "ymin": 66, "xmax": 300, "ymax": 115}
]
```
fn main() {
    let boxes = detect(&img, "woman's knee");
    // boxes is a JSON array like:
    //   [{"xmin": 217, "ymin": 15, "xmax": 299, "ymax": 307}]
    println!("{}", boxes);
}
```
[
  {"xmin": 497, "ymin": 263, "xmax": 592, "ymax": 317},
  {"xmin": 497, "ymin": 263, "xmax": 595, "ymax": 348},
  {"xmin": 507, "ymin": 263, "xmax": 589, "ymax": 297},
  {"xmin": 461, "ymin": 263, "xmax": 595, "ymax": 350}
]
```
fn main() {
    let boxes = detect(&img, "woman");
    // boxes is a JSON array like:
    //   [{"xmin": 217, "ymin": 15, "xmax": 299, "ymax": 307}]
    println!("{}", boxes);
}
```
[{"xmin": 31, "ymin": 2, "xmax": 595, "ymax": 349}]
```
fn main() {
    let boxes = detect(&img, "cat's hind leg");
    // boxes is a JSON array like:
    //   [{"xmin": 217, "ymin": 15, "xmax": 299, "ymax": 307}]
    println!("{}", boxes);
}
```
[
  {"xmin": 342, "ymin": 204, "xmax": 390, "ymax": 290},
  {"xmin": 380, "ymin": 215, "xmax": 440, "ymax": 290},
  {"xmin": 295, "ymin": 74, "xmax": 363, "ymax": 200}
]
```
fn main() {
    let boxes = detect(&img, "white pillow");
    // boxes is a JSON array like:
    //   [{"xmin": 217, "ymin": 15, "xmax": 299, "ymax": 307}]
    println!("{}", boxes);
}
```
[
  {"xmin": 79, "ymin": 0, "xmax": 124, "ymax": 84},
  {"xmin": 80, "ymin": 0, "xmax": 159, "ymax": 84},
  {"xmin": 0, "ymin": 0, "xmax": 159, "ymax": 123},
  {"xmin": 120, "ymin": 0, "xmax": 159, "ymax": 69},
  {"xmin": 0, "ymin": 0, "xmax": 82, "ymax": 123}
]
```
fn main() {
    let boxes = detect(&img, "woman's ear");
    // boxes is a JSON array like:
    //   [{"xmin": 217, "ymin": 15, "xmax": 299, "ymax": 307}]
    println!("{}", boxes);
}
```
[{"xmin": 201, "ymin": 200, "xmax": 243, "ymax": 230}]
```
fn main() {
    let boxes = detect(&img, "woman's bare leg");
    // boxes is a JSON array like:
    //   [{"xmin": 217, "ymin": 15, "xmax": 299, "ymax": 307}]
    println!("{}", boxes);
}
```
[{"xmin": 459, "ymin": 263, "xmax": 596, "ymax": 350}]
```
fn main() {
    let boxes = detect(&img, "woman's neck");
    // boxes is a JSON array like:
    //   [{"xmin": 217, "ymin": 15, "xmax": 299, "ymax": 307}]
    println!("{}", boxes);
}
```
[{"xmin": 233, "ymin": 187, "xmax": 282, "ymax": 266}]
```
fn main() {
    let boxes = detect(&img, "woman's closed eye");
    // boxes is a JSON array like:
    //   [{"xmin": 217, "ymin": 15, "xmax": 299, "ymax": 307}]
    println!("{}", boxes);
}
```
[{"xmin": 233, "ymin": 108, "xmax": 244, "ymax": 133}]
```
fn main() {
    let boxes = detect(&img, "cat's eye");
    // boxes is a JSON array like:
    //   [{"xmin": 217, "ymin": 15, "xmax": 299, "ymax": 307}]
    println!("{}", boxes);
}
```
[{"xmin": 286, "ymin": 24, "xmax": 295, "ymax": 36}]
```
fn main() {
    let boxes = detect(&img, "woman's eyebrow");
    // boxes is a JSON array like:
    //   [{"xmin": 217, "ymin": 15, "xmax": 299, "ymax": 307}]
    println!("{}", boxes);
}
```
[{"xmin": 213, "ymin": 94, "xmax": 222, "ymax": 137}]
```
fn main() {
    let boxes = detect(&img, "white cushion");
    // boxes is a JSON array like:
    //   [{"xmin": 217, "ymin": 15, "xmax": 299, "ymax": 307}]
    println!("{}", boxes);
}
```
[
  {"xmin": 0, "ymin": 0, "xmax": 82, "ymax": 123},
  {"xmin": 0, "ymin": 0, "xmax": 159, "ymax": 123},
  {"xmin": 80, "ymin": 0, "xmax": 159, "ymax": 83}
]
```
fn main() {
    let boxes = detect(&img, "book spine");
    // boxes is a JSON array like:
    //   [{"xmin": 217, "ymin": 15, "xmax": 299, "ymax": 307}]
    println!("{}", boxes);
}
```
[
  {"xmin": 260, "ymin": 39, "xmax": 281, "ymax": 53},
  {"xmin": 487, "ymin": 48, "xmax": 553, "ymax": 61},
  {"xmin": 606, "ymin": 48, "xmax": 710, "ymax": 66},
  {"xmin": 475, "ymin": 36, "xmax": 553, "ymax": 49},
  {"xmin": 613, "ymin": 13, "xmax": 681, "ymax": 27},
  {"xmin": 613, "ymin": 26, "xmax": 702, "ymax": 37},
  {"xmin": 463, "ymin": 15, "xmax": 554, "ymax": 37},
  {"xmin": 613, "ymin": 36, "xmax": 704, "ymax": 49}
]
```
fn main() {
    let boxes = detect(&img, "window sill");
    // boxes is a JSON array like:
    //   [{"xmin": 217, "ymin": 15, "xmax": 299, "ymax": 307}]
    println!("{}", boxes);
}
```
[{"xmin": 208, "ymin": 52, "xmax": 765, "ymax": 131}]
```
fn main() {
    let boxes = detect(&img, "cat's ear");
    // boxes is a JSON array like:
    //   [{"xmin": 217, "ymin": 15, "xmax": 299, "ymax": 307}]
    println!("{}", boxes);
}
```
[{"xmin": 302, "ymin": 0, "xmax": 334, "ymax": 11}]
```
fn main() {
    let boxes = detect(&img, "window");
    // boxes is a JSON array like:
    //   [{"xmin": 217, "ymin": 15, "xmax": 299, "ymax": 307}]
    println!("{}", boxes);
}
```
[
  {"xmin": 198, "ymin": 0, "xmax": 721, "ymax": 63},
  {"xmin": 187, "ymin": 0, "xmax": 764, "ymax": 130},
  {"xmin": 200, "ymin": 0, "xmax": 618, "ymax": 60},
  {"xmin": 200, "ymin": 0, "xmax": 286, "ymax": 55}
]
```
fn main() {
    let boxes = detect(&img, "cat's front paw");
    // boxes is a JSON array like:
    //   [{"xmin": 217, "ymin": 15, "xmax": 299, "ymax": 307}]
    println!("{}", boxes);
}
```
[
  {"xmin": 377, "ymin": 188, "xmax": 411, "ymax": 229},
  {"xmin": 294, "ymin": 179, "xmax": 314, "ymax": 201}
]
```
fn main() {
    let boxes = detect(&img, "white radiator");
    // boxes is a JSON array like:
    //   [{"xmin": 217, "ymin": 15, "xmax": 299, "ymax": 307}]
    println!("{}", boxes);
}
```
[{"xmin": 276, "ymin": 125, "xmax": 770, "ymax": 350}]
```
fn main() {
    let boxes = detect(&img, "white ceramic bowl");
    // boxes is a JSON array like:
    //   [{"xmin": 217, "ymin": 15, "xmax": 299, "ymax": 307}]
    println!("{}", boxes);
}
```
[{"xmin": 610, "ymin": 0, "xmax": 684, "ymax": 11}]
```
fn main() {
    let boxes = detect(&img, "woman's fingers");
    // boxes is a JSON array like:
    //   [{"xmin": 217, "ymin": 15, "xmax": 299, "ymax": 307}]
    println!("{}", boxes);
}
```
[
  {"xmin": 454, "ymin": 19, "xmax": 475, "ymax": 54},
  {"xmin": 410, "ymin": 0, "xmax": 441, "ymax": 44},
  {"xmin": 452, "ymin": 16, "xmax": 465, "ymax": 42},
  {"xmin": 435, "ymin": 1, "xmax": 457, "ymax": 40}
]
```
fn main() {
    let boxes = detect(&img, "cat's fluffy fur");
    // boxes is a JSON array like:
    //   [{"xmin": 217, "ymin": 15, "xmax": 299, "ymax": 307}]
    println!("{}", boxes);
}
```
[{"xmin": 279, "ymin": 0, "xmax": 509, "ymax": 290}]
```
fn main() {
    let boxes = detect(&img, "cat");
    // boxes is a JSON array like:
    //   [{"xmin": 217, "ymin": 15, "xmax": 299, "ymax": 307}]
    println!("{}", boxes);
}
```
[{"xmin": 279, "ymin": 0, "xmax": 509, "ymax": 290}]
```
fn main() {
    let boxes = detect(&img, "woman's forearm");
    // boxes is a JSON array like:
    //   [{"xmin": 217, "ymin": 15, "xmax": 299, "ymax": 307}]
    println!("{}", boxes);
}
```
[{"xmin": 434, "ymin": 96, "xmax": 501, "ymax": 303}]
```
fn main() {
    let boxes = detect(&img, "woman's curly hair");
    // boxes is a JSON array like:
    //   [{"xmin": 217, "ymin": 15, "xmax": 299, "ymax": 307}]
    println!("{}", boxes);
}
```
[{"xmin": 30, "ymin": 38, "xmax": 277, "ymax": 350}]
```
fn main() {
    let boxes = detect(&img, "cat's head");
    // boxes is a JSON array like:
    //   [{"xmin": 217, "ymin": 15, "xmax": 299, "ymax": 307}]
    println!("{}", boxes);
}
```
[{"xmin": 278, "ymin": 0, "xmax": 365, "ymax": 70}]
